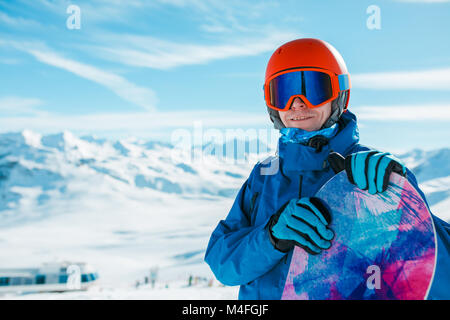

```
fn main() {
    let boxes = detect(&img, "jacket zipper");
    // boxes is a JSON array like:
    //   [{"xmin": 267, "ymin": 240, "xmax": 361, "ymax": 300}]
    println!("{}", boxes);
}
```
[{"xmin": 298, "ymin": 174, "xmax": 303, "ymax": 198}]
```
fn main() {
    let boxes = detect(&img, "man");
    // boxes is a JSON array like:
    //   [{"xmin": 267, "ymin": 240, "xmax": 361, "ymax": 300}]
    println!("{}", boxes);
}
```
[{"xmin": 204, "ymin": 38, "xmax": 449, "ymax": 299}]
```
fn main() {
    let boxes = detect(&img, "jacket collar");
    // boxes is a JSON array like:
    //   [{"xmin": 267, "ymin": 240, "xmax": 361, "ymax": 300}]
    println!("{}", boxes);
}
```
[{"xmin": 277, "ymin": 110, "xmax": 360, "ymax": 172}]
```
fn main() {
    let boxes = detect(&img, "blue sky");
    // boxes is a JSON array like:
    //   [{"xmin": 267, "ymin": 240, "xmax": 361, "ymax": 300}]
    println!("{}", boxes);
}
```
[{"xmin": 0, "ymin": 0, "xmax": 450, "ymax": 153}]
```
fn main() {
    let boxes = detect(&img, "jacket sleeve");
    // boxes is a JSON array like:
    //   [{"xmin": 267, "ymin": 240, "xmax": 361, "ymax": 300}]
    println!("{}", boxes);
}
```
[{"xmin": 204, "ymin": 170, "xmax": 287, "ymax": 287}]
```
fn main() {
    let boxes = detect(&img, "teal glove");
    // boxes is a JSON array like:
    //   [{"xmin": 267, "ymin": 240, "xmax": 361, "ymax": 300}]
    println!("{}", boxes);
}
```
[
  {"xmin": 345, "ymin": 151, "xmax": 406, "ymax": 195},
  {"xmin": 268, "ymin": 197, "xmax": 335, "ymax": 255}
]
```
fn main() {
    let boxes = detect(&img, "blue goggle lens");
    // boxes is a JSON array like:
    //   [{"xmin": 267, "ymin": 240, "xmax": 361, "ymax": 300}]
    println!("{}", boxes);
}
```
[{"xmin": 269, "ymin": 70, "xmax": 334, "ymax": 109}]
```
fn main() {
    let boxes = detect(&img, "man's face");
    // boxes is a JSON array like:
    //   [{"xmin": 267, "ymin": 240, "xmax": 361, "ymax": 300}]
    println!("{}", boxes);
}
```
[{"xmin": 278, "ymin": 97, "xmax": 332, "ymax": 131}]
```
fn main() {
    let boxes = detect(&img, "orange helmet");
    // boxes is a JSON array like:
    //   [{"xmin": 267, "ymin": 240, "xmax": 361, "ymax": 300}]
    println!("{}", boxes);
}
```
[{"xmin": 264, "ymin": 38, "xmax": 351, "ymax": 129}]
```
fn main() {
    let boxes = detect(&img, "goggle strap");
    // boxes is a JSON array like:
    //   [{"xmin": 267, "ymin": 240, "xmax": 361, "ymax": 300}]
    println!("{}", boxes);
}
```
[{"xmin": 338, "ymin": 74, "xmax": 350, "ymax": 91}]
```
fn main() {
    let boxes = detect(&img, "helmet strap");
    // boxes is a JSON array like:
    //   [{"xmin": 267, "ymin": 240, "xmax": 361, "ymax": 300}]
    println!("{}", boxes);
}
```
[
  {"xmin": 320, "ymin": 91, "xmax": 348, "ymax": 129},
  {"xmin": 267, "ymin": 106, "xmax": 286, "ymax": 130}
]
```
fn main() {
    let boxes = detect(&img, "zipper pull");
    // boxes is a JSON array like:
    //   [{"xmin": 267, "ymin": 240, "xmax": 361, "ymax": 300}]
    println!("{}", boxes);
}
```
[{"xmin": 298, "ymin": 175, "xmax": 303, "ymax": 198}]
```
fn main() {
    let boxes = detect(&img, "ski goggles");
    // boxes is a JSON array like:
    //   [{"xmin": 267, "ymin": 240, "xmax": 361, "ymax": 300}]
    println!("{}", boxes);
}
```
[{"xmin": 264, "ymin": 68, "xmax": 350, "ymax": 111}]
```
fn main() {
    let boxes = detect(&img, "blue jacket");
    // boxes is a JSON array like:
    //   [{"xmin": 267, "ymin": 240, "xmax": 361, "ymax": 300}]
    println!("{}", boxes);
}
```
[{"xmin": 204, "ymin": 110, "xmax": 450, "ymax": 300}]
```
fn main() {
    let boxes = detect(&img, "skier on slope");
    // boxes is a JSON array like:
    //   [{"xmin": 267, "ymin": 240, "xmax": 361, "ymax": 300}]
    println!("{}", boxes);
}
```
[{"xmin": 204, "ymin": 38, "xmax": 450, "ymax": 300}]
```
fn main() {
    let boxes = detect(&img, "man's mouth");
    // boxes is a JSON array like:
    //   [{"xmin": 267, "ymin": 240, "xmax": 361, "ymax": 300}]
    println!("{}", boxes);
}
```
[{"xmin": 289, "ymin": 115, "xmax": 314, "ymax": 121}]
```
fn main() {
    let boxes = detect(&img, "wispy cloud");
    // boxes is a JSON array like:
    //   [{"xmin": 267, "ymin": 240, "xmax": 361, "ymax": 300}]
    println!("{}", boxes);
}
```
[
  {"xmin": 92, "ymin": 31, "xmax": 299, "ymax": 70},
  {"xmin": 27, "ymin": 0, "xmax": 280, "ymax": 34},
  {"xmin": 155, "ymin": 0, "xmax": 279, "ymax": 33},
  {"xmin": 352, "ymin": 67, "xmax": 450, "ymax": 90},
  {"xmin": 355, "ymin": 104, "xmax": 450, "ymax": 121},
  {"xmin": 5, "ymin": 41, "xmax": 158, "ymax": 111},
  {"xmin": 0, "ymin": 12, "xmax": 42, "ymax": 28},
  {"xmin": 57, "ymin": 0, "xmax": 298, "ymax": 69},
  {"xmin": 0, "ymin": 96, "xmax": 46, "ymax": 116},
  {"xmin": 4, "ymin": 0, "xmax": 299, "ymax": 70}
]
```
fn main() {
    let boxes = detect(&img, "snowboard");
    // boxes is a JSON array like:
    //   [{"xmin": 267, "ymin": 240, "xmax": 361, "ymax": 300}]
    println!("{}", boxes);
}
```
[{"xmin": 281, "ymin": 154, "xmax": 437, "ymax": 300}]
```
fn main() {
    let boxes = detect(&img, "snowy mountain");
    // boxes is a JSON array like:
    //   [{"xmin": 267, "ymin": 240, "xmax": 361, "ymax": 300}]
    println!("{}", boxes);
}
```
[
  {"xmin": 0, "ymin": 130, "xmax": 271, "ymax": 223},
  {"xmin": 0, "ymin": 130, "xmax": 448, "ymax": 299},
  {"xmin": 397, "ymin": 148, "xmax": 450, "ymax": 214}
]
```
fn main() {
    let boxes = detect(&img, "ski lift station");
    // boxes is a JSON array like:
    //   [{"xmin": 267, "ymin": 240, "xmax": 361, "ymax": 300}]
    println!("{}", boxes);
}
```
[{"xmin": 0, "ymin": 261, "xmax": 99, "ymax": 294}]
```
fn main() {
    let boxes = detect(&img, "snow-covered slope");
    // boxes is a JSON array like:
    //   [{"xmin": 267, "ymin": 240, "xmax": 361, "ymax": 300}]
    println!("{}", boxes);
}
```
[
  {"xmin": 397, "ymin": 148, "xmax": 450, "ymax": 221},
  {"xmin": 398, "ymin": 148, "xmax": 450, "ymax": 183}
]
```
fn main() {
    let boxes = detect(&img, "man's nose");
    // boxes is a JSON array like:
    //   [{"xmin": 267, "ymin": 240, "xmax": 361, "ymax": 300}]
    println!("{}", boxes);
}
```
[{"xmin": 291, "ymin": 97, "xmax": 307, "ymax": 110}]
